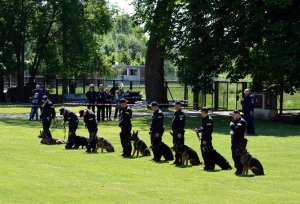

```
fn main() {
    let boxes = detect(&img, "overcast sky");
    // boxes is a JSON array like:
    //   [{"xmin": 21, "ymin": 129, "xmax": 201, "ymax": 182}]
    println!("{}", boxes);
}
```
[{"xmin": 108, "ymin": 0, "xmax": 134, "ymax": 14}]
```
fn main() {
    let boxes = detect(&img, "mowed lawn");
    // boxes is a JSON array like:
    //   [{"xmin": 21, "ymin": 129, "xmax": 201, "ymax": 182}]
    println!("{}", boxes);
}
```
[{"xmin": 0, "ymin": 115, "xmax": 300, "ymax": 204}]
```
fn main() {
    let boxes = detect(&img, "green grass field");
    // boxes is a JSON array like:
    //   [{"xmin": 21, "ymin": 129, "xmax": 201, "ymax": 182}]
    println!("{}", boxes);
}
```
[{"xmin": 0, "ymin": 114, "xmax": 300, "ymax": 204}]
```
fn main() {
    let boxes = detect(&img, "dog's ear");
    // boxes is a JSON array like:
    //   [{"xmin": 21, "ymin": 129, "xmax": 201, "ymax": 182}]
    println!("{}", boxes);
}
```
[
  {"xmin": 136, "ymin": 130, "xmax": 139, "ymax": 135},
  {"xmin": 132, "ymin": 131, "xmax": 135, "ymax": 135}
]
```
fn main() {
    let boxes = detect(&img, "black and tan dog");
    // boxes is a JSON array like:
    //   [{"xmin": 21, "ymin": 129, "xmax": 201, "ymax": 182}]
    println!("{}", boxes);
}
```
[
  {"xmin": 38, "ymin": 130, "xmax": 65, "ymax": 145},
  {"xmin": 130, "ymin": 131, "xmax": 151, "ymax": 157},
  {"xmin": 240, "ymin": 149, "xmax": 264, "ymax": 176},
  {"xmin": 95, "ymin": 136, "xmax": 115, "ymax": 153},
  {"xmin": 173, "ymin": 144, "xmax": 202, "ymax": 166},
  {"xmin": 75, "ymin": 136, "xmax": 89, "ymax": 149},
  {"xmin": 160, "ymin": 142, "xmax": 174, "ymax": 161}
]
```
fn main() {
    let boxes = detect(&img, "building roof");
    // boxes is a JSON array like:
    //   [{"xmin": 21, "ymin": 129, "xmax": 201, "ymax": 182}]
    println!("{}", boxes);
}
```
[{"xmin": 114, "ymin": 65, "xmax": 145, "ymax": 69}]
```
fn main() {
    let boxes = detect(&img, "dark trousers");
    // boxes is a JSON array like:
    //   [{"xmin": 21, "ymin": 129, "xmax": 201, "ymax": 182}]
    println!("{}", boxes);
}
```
[
  {"xmin": 151, "ymin": 132, "xmax": 163, "ymax": 160},
  {"xmin": 201, "ymin": 142, "xmax": 215, "ymax": 170},
  {"xmin": 87, "ymin": 104, "xmax": 95, "ymax": 113},
  {"xmin": 231, "ymin": 145, "xmax": 243, "ymax": 173},
  {"xmin": 65, "ymin": 126, "xmax": 78, "ymax": 149},
  {"xmin": 114, "ymin": 107, "xmax": 120, "ymax": 119},
  {"xmin": 30, "ymin": 106, "xmax": 38, "ymax": 120},
  {"xmin": 87, "ymin": 129, "xmax": 98, "ymax": 152},
  {"xmin": 244, "ymin": 113, "xmax": 255, "ymax": 135},
  {"xmin": 120, "ymin": 127, "xmax": 132, "ymax": 156},
  {"xmin": 97, "ymin": 104, "xmax": 105, "ymax": 121},
  {"xmin": 105, "ymin": 105, "xmax": 112, "ymax": 119},
  {"xmin": 172, "ymin": 132, "xmax": 185, "ymax": 163},
  {"xmin": 42, "ymin": 118, "xmax": 52, "ymax": 138}
]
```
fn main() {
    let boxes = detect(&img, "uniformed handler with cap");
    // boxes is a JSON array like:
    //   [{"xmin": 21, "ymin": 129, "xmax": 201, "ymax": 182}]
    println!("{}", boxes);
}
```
[
  {"xmin": 118, "ymin": 99, "xmax": 133, "ymax": 158},
  {"xmin": 150, "ymin": 102, "xmax": 164, "ymax": 162},
  {"xmin": 79, "ymin": 109, "xmax": 98, "ymax": 153},
  {"xmin": 59, "ymin": 107, "xmax": 80, "ymax": 149},
  {"xmin": 171, "ymin": 101, "xmax": 185, "ymax": 165},
  {"xmin": 40, "ymin": 95, "xmax": 56, "ymax": 139},
  {"xmin": 230, "ymin": 110, "xmax": 248, "ymax": 175}
]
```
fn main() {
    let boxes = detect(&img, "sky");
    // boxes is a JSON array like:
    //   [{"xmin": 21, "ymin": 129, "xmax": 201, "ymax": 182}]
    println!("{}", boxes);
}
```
[{"xmin": 108, "ymin": 0, "xmax": 134, "ymax": 15}]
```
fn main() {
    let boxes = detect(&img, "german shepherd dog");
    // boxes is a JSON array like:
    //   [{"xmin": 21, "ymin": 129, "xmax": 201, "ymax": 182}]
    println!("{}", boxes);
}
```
[
  {"xmin": 130, "ymin": 131, "xmax": 151, "ymax": 157},
  {"xmin": 173, "ymin": 144, "xmax": 202, "ymax": 166},
  {"xmin": 95, "ymin": 136, "xmax": 115, "ymax": 153},
  {"xmin": 240, "ymin": 149, "xmax": 264, "ymax": 176},
  {"xmin": 75, "ymin": 136, "xmax": 89, "ymax": 149},
  {"xmin": 38, "ymin": 130, "xmax": 65, "ymax": 145},
  {"xmin": 160, "ymin": 142, "xmax": 174, "ymax": 161}
]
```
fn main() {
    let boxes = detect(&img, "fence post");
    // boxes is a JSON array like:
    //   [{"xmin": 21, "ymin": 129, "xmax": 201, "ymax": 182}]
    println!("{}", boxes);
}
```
[
  {"xmin": 130, "ymin": 81, "xmax": 133, "ymax": 90},
  {"xmin": 113, "ymin": 80, "xmax": 115, "ymax": 87},
  {"xmin": 193, "ymin": 90, "xmax": 199, "ymax": 110},
  {"xmin": 56, "ymin": 79, "xmax": 58, "ymax": 95},
  {"xmin": 226, "ymin": 82, "xmax": 229, "ymax": 110},
  {"xmin": 184, "ymin": 84, "xmax": 188, "ymax": 101},
  {"xmin": 214, "ymin": 81, "xmax": 219, "ymax": 111},
  {"xmin": 82, "ymin": 79, "xmax": 85, "ymax": 94}
]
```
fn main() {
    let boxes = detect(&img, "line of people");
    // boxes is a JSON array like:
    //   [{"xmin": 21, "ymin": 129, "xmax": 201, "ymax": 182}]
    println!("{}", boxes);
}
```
[
  {"xmin": 40, "ymin": 94, "xmax": 251, "ymax": 175},
  {"xmin": 85, "ymin": 84, "xmax": 124, "ymax": 121}
]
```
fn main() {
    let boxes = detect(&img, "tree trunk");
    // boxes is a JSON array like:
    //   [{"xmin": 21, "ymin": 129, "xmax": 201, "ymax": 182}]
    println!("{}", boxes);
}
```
[
  {"xmin": 144, "ymin": 43, "xmax": 168, "ymax": 104},
  {"xmin": 0, "ymin": 73, "xmax": 4, "ymax": 102}
]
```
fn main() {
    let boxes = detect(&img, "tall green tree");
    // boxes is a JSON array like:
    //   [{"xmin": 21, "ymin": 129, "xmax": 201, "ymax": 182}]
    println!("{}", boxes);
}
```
[{"xmin": 133, "ymin": 0, "xmax": 176, "ymax": 103}]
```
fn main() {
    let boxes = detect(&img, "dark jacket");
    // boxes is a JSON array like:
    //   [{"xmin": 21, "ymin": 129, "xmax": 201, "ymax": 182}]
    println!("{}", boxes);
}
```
[
  {"xmin": 230, "ymin": 117, "xmax": 247, "ymax": 144},
  {"xmin": 96, "ymin": 91, "xmax": 106, "ymax": 104},
  {"xmin": 200, "ymin": 115, "xmax": 213, "ymax": 143},
  {"xmin": 41, "ymin": 101, "xmax": 56, "ymax": 120},
  {"xmin": 171, "ymin": 109, "xmax": 185, "ymax": 134},
  {"xmin": 150, "ymin": 109, "xmax": 164, "ymax": 134},
  {"xmin": 63, "ymin": 110, "xmax": 79, "ymax": 129},
  {"xmin": 105, "ymin": 92, "xmax": 113, "ymax": 104},
  {"xmin": 83, "ymin": 109, "xmax": 98, "ymax": 132},
  {"xmin": 85, "ymin": 91, "xmax": 96, "ymax": 104},
  {"xmin": 31, "ymin": 97, "xmax": 39, "ymax": 107},
  {"xmin": 119, "ymin": 106, "xmax": 132, "ymax": 129},
  {"xmin": 32, "ymin": 89, "xmax": 45, "ymax": 104},
  {"xmin": 241, "ymin": 94, "xmax": 256, "ymax": 114}
]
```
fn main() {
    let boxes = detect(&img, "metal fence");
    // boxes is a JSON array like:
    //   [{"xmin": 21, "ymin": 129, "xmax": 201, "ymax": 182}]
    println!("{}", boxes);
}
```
[{"xmin": 2, "ymin": 76, "xmax": 300, "ymax": 111}]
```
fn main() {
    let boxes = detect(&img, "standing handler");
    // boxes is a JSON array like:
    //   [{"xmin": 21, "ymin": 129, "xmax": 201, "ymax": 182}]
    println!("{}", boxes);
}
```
[
  {"xmin": 230, "ymin": 110, "xmax": 248, "ymax": 175},
  {"xmin": 171, "ymin": 101, "xmax": 185, "ymax": 165},
  {"xmin": 194, "ymin": 107, "xmax": 215, "ymax": 170},
  {"xmin": 79, "ymin": 109, "xmax": 98, "ymax": 153},
  {"xmin": 241, "ymin": 89, "xmax": 256, "ymax": 135},
  {"xmin": 150, "ymin": 102, "xmax": 164, "ymax": 162},
  {"xmin": 60, "ymin": 108, "xmax": 80, "ymax": 149},
  {"xmin": 118, "ymin": 99, "xmax": 132, "ymax": 158},
  {"xmin": 40, "ymin": 95, "xmax": 56, "ymax": 139}
]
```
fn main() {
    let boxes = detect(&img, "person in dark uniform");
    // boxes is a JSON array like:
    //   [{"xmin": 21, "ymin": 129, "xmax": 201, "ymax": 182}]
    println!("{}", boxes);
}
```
[
  {"xmin": 150, "ymin": 102, "xmax": 164, "ymax": 162},
  {"xmin": 118, "ymin": 99, "xmax": 132, "ymax": 158},
  {"xmin": 96, "ymin": 84, "xmax": 106, "ymax": 122},
  {"xmin": 194, "ymin": 107, "xmax": 215, "ymax": 170},
  {"xmin": 171, "ymin": 101, "xmax": 185, "ymax": 165},
  {"xmin": 79, "ymin": 109, "xmax": 98, "ymax": 153},
  {"xmin": 85, "ymin": 84, "xmax": 96, "ymax": 113},
  {"xmin": 230, "ymin": 110, "xmax": 248, "ymax": 175},
  {"xmin": 105, "ymin": 87, "xmax": 113, "ymax": 121},
  {"xmin": 241, "ymin": 89, "xmax": 256, "ymax": 135},
  {"xmin": 59, "ymin": 107, "xmax": 80, "ymax": 149},
  {"xmin": 40, "ymin": 95, "xmax": 56, "ymax": 139}
]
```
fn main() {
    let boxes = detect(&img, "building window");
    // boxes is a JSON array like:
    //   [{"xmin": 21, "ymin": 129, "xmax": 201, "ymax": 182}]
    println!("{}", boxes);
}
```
[{"xmin": 129, "ymin": 69, "xmax": 138, "ymax": 76}]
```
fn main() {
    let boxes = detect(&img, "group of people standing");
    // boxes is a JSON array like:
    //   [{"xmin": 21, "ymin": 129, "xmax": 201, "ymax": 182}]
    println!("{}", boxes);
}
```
[{"xmin": 85, "ymin": 84, "xmax": 124, "ymax": 121}]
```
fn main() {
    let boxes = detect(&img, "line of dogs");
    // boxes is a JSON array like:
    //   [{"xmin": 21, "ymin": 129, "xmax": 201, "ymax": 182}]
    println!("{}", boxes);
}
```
[{"xmin": 38, "ymin": 130, "xmax": 264, "ymax": 176}]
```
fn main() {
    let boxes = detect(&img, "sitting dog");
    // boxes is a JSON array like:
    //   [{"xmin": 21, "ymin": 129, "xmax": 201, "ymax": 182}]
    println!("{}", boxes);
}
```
[
  {"xmin": 38, "ymin": 130, "xmax": 65, "ymax": 145},
  {"xmin": 95, "ymin": 136, "xmax": 115, "ymax": 153},
  {"xmin": 75, "ymin": 136, "xmax": 89, "ymax": 149},
  {"xmin": 130, "ymin": 131, "xmax": 151, "ymax": 157},
  {"xmin": 240, "ymin": 149, "xmax": 264, "ymax": 176},
  {"xmin": 160, "ymin": 142, "xmax": 174, "ymax": 161},
  {"xmin": 173, "ymin": 144, "xmax": 202, "ymax": 166}
]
